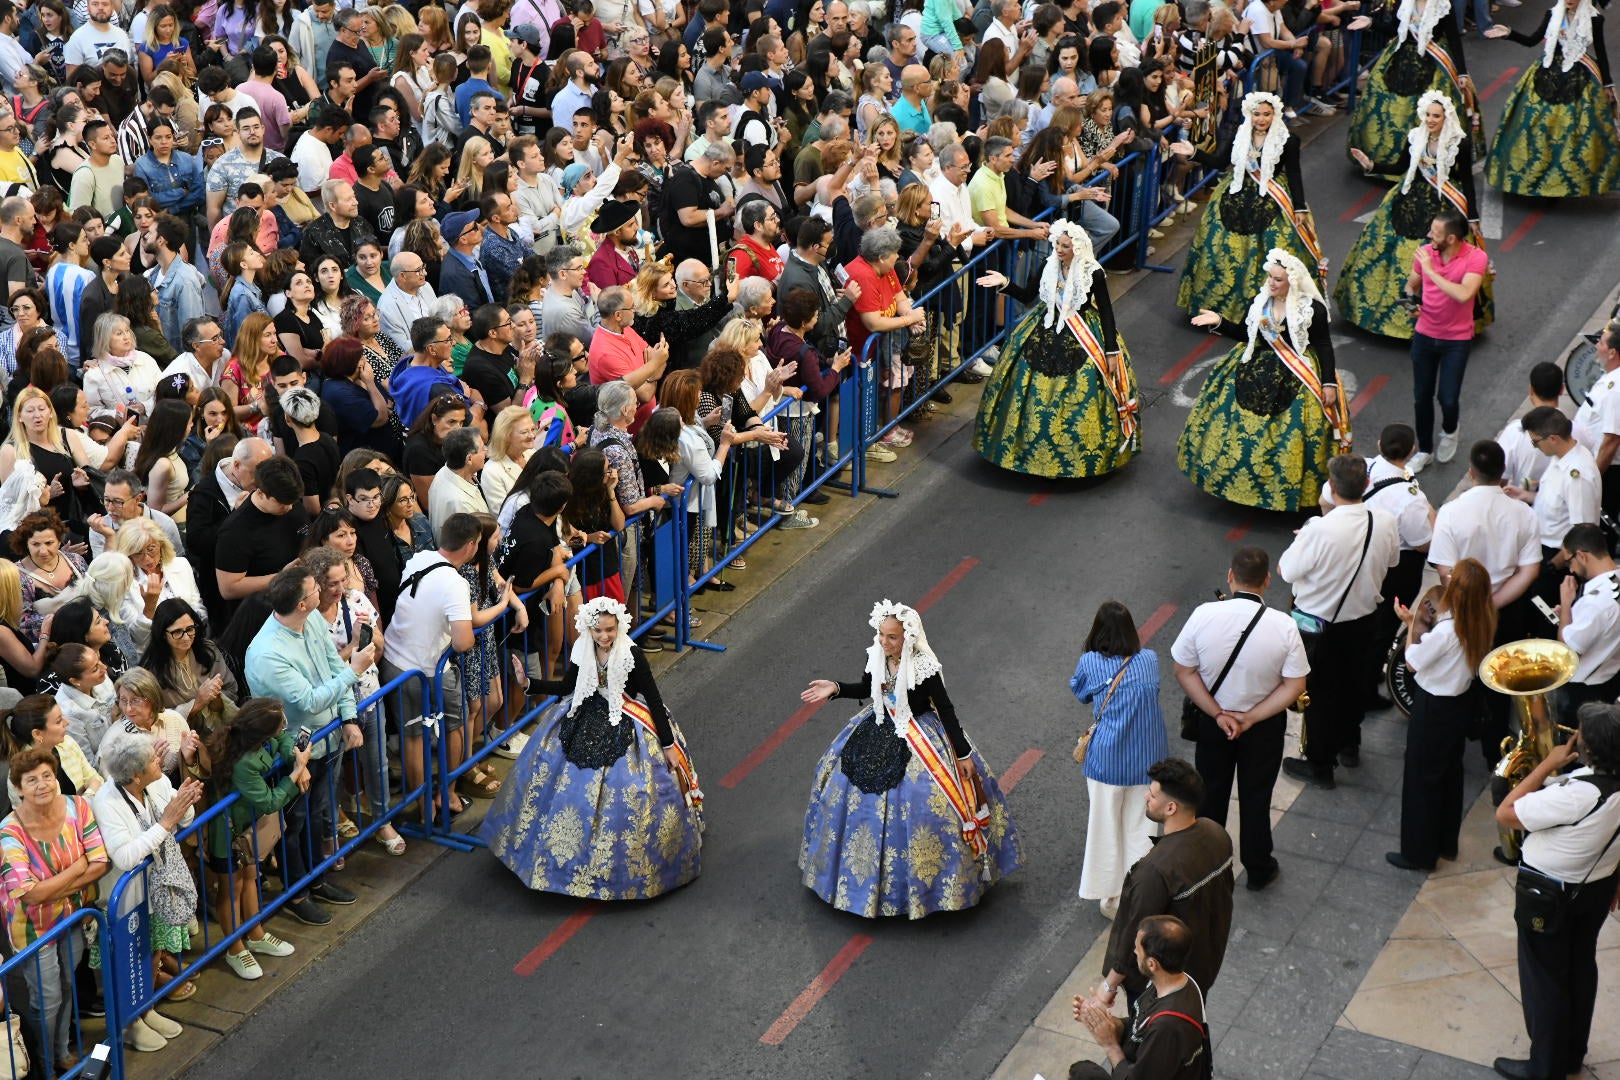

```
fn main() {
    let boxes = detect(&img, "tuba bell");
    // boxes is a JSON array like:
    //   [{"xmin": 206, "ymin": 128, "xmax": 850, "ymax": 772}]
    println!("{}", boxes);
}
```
[{"xmin": 1479, "ymin": 639, "xmax": 1580, "ymax": 861}]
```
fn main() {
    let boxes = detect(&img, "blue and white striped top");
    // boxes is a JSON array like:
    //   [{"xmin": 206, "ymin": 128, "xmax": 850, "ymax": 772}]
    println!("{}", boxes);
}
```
[
  {"xmin": 1070, "ymin": 648, "xmax": 1169, "ymax": 788},
  {"xmin": 45, "ymin": 261, "xmax": 93, "ymax": 366}
]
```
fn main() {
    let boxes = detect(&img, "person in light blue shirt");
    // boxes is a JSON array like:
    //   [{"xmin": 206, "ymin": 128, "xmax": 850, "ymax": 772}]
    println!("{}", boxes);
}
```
[
  {"xmin": 132, "ymin": 119, "xmax": 204, "ymax": 215},
  {"xmin": 891, "ymin": 65, "xmax": 935, "ymax": 136},
  {"xmin": 145, "ymin": 213, "xmax": 206, "ymax": 348},
  {"xmin": 244, "ymin": 565, "xmax": 374, "ymax": 922}
]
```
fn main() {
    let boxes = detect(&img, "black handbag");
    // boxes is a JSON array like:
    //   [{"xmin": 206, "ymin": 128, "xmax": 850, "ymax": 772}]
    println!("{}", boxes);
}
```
[
  {"xmin": 1513, "ymin": 775, "xmax": 1620, "ymax": 935},
  {"xmin": 1180, "ymin": 600, "xmax": 1267, "ymax": 741}
]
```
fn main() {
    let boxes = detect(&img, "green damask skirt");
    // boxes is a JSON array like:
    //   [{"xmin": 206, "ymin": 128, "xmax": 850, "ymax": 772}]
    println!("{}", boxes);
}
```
[
  {"xmin": 973, "ymin": 301, "xmax": 1139, "ymax": 478},
  {"xmin": 1176, "ymin": 341, "xmax": 1334, "ymax": 512},
  {"xmin": 1177, "ymin": 179, "xmax": 1318, "ymax": 324},
  {"xmin": 1335, "ymin": 182, "xmax": 1495, "ymax": 339},
  {"xmin": 1484, "ymin": 64, "xmax": 1620, "ymax": 197},
  {"xmin": 1347, "ymin": 41, "xmax": 1468, "ymax": 172}
]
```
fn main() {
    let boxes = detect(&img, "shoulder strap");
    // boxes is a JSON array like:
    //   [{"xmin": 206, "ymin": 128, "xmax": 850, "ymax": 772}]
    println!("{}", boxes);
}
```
[
  {"xmin": 1209, "ymin": 600, "xmax": 1267, "ymax": 697},
  {"xmin": 1144, "ymin": 1009, "xmax": 1207, "ymax": 1033},
  {"xmin": 1366, "ymin": 474, "xmax": 1410, "ymax": 498},
  {"xmin": 1328, "ymin": 511, "xmax": 1375, "ymax": 624},
  {"xmin": 400, "ymin": 559, "xmax": 453, "ymax": 597},
  {"xmin": 1098, "ymin": 658, "xmax": 1131, "ymax": 716}
]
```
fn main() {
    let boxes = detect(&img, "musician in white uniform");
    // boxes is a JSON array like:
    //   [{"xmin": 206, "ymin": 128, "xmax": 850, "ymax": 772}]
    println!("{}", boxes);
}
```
[
  {"xmin": 1555, "ymin": 524, "xmax": 1620, "ymax": 726},
  {"xmin": 1506, "ymin": 407, "xmax": 1602, "ymax": 610}
]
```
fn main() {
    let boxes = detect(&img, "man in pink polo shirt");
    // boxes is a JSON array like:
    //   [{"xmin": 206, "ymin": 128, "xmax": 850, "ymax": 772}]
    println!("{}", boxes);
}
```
[
  {"xmin": 587, "ymin": 285, "xmax": 669, "ymax": 434},
  {"xmin": 1405, "ymin": 207, "xmax": 1488, "ymax": 473}
]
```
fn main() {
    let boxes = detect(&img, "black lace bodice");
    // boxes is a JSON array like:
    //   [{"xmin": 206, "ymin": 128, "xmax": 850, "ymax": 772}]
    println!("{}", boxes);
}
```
[
  {"xmin": 839, "ymin": 713, "xmax": 912, "ymax": 793},
  {"xmin": 558, "ymin": 692, "xmax": 636, "ymax": 769}
]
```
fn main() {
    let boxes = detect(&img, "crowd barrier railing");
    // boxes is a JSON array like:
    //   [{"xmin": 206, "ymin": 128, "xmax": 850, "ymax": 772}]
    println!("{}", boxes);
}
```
[
  {"xmin": 100, "ymin": 667, "xmax": 434, "ymax": 1065},
  {"xmin": 0, "ymin": 906, "xmax": 110, "ymax": 1080}
]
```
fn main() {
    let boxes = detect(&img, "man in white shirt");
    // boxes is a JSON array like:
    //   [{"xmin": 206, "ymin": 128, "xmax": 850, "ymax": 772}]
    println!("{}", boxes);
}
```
[
  {"xmin": 1554, "ymin": 524, "xmax": 1620, "ymax": 724},
  {"xmin": 1506, "ymin": 406, "xmax": 1602, "ymax": 608},
  {"xmin": 161, "ymin": 316, "xmax": 224, "ymax": 391},
  {"xmin": 427, "ymin": 427, "xmax": 491, "ymax": 536},
  {"xmin": 1572, "ymin": 322, "xmax": 1620, "ymax": 515},
  {"xmin": 1278, "ymin": 455, "xmax": 1401, "ymax": 787},
  {"xmin": 929, "ymin": 144, "xmax": 994, "ymax": 380},
  {"xmin": 64, "ymin": 0, "xmax": 132, "ymax": 80},
  {"xmin": 87, "ymin": 470, "xmax": 184, "ymax": 558},
  {"xmin": 1174, "ymin": 546, "xmax": 1308, "ymax": 892},
  {"xmin": 1241, "ymin": 0, "xmax": 1314, "ymax": 115},
  {"xmin": 1498, "ymin": 364, "xmax": 1563, "ymax": 490},
  {"xmin": 982, "ymin": 0, "xmax": 1024, "ymax": 65},
  {"xmin": 290, "ymin": 109, "xmax": 349, "ymax": 204},
  {"xmin": 0, "ymin": 2, "xmax": 34, "ymax": 95}
]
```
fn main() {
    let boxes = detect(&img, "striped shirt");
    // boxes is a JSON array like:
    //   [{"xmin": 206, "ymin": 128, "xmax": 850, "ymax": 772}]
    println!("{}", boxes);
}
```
[
  {"xmin": 0, "ymin": 796, "xmax": 108, "ymax": 951},
  {"xmin": 1071, "ymin": 649, "xmax": 1169, "ymax": 788},
  {"xmin": 45, "ymin": 261, "xmax": 93, "ymax": 364}
]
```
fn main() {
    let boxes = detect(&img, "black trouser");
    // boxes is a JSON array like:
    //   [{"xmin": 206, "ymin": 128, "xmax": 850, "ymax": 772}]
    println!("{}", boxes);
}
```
[
  {"xmin": 1530, "ymin": 546, "xmax": 1567, "ymax": 627},
  {"xmin": 1303, "ymin": 612, "xmax": 1380, "ymax": 768},
  {"xmin": 281, "ymin": 753, "xmax": 332, "ymax": 898},
  {"xmin": 1195, "ymin": 711, "xmax": 1285, "ymax": 874},
  {"xmin": 1602, "ymin": 464, "xmax": 1620, "ymax": 526},
  {"xmin": 1369, "ymin": 549, "xmax": 1427, "ymax": 703},
  {"xmin": 1399, "ymin": 683, "xmax": 1475, "ymax": 865},
  {"xmin": 1516, "ymin": 868, "xmax": 1619, "ymax": 1078}
]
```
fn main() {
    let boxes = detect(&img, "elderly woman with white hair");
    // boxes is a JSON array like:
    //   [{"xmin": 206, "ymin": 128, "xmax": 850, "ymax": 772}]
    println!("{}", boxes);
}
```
[
  {"xmin": 112, "ymin": 518, "xmax": 202, "ymax": 651},
  {"xmin": 973, "ymin": 222, "xmax": 1138, "ymax": 478},
  {"xmin": 1179, "ymin": 248, "xmax": 1345, "ymax": 512},
  {"xmin": 480, "ymin": 405, "xmax": 538, "ymax": 511},
  {"xmin": 90, "ymin": 724, "xmax": 205, "ymax": 1046},
  {"xmin": 81, "ymin": 313, "xmax": 165, "ymax": 416}
]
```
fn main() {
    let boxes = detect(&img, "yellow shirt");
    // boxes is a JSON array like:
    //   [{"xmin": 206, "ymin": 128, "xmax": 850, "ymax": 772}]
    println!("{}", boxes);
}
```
[
  {"xmin": 481, "ymin": 27, "xmax": 514, "ymax": 92},
  {"xmin": 0, "ymin": 146, "xmax": 37, "ymax": 188}
]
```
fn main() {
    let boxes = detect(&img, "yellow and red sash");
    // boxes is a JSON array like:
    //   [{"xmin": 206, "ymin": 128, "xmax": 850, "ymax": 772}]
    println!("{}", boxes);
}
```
[
  {"xmin": 625, "ymin": 698, "xmax": 703, "ymax": 808},
  {"xmin": 1251, "ymin": 167, "xmax": 1327, "ymax": 286},
  {"xmin": 1063, "ymin": 311, "xmax": 1139, "ymax": 450},
  {"xmin": 1263, "ymin": 323, "xmax": 1353, "ymax": 453},
  {"xmin": 1574, "ymin": 53, "xmax": 1603, "ymax": 82},
  {"xmin": 893, "ymin": 705, "xmax": 988, "ymax": 858},
  {"xmin": 1425, "ymin": 42, "xmax": 1487, "ymax": 146},
  {"xmin": 1419, "ymin": 162, "xmax": 1488, "ymax": 260}
]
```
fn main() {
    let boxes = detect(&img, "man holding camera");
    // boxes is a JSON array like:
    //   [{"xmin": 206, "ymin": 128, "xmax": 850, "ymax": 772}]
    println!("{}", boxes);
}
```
[{"xmin": 245, "ymin": 565, "xmax": 378, "ymax": 926}]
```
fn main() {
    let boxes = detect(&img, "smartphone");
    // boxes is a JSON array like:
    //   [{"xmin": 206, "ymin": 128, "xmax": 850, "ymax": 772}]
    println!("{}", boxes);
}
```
[
  {"xmin": 1530, "ymin": 596, "xmax": 1558, "ymax": 626},
  {"xmin": 357, "ymin": 623, "xmax": 374, "ymax": 651},
  {"xmin": 930, "ymin": 201, "xmax": 941, "ymax": 221},
  {"xmin": 295, "ymin": 731, "xmax": 312, "ymax": 753},
  {"xmin": 1154, "ymin": 25, "xmax": 1163, "ymax": 40}
]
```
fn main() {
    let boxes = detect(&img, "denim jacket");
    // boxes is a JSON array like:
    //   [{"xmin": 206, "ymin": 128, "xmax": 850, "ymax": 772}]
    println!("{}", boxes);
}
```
[
  {"xmin": 133, "ymin": 150, "xmax": 205, "ymax": 215},
  {"xmin": 147, "ymin": 257, "xmax": 208, "ymax": 348}
]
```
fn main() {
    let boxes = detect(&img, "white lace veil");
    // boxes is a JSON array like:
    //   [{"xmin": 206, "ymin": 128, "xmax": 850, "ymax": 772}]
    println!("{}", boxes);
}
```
[
  {"xmin": 1397, "ymin": 0, "xmax": 1450, "ymax": 51},
  {"xmin": 568, "ymin": 597, "xmax": 637, "ymax": 726},
  {"xmin": 1038, "ymin": 220, "xmax": 1102, "ymax": 329},
  {"xmin": 1242, "ymin": 248, "xmax": 1324, "ymax": 365},
  {"xmin": 1401, "ymin": 90, "xmax": 1465, "ymax": 194},
  {"xmin": 863, "ymin": 599, "xmax": 942, "ymax": 735},
  {"xmin": 1543, "ymin": 0, "xmax": 1595, "ymax": 72},
  {"xmin": 1228, "ymin": 92, "xmax": 1289, "ymax": 195}
]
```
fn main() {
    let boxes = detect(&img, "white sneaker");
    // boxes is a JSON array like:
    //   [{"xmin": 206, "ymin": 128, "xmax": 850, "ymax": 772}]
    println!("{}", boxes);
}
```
[
  {"xmin": 246, "ymin": 931, "xmax": 295, "ymax": 957},
  {"xmin": 127, "ymin": 1018, "xmax": 167, "ymax": 1052},
  {"xmin": 969, "ymin": 358, "xmax": 994, "ymax": 377},
  {"xmin": 1100, "ymin": 896, "xmax": 1120, "ymax": 919},
  {"xmin": 865, "ymin": 442, "xmax": 897, "ymax": 463},
  {"xmin": 1408, "ymin": 450, "xmax": 1434, "ymax": 474},
  {"xmin": 224, "ymin": 949, "xmax": 263, "ymax": 980},
  {"xmin": 144, "ymin": 1012, "xmax": 182, "ymax": 1039},
  {"xmin": 494, "ymin": 729, "xmax": 529, "ymax": 759},
  {"xmin": 779, "ymin": 510, "xmax": 819, "ymax": 530},
  {"xmin": 1436, "ymin": 430, "xmax": 1459, "ymax": 463}
]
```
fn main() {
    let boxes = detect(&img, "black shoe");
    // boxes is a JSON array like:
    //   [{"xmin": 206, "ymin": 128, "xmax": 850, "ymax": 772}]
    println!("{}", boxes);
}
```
[
  {"xmin": 1282, "ymin": 756, "xmax": 1335, "ymax": 789},
  {"xmin": 930, "ymin": 388, "xmax": 953, "ymax": 405},
  {"xmin": 1492, "ymin": 1058, "xmax": 1540, "ymax": 1080},
  {"xmin": 1244, "ymin": 861, "xmax": 1280, "ymax": 891},
  {"xmin": 639, "ymin": 637, "xmax": 665, "ymax": 653},
  {"xmin": 957, "ymin": 370, "xmax": 985, "ymax": 384},
  {"xmin": 1493, "ymin": 846, "xmax": 1519, "ymax": 867},
  {"xmin": 1338, "ymin": 748, "xmax": 1361, "ymax": 768},
  {"xmin": 801, "ymin": 489, "xmax": 831, "ymax": 505},
  {"xmin": 1384, "ymin": 851, "xmax": 1435, "ymax": 871},
  {"xmin": 311, "ymin": 881, "xmax": 356, "ymax": 905},
  {"xmin": 80, "ymin": 998, "xmax": 105, "ymax": 1019},
  {"xmin": 702, "ymin": 578, "xmax": 736, "ymax": 593},
  {"xmin": 284, "ymin": 898, "xmax": 332, "ymax": 926}
]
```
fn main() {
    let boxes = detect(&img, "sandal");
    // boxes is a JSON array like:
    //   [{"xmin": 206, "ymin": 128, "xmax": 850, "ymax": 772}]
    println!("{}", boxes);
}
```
[
  {"xmin": 457, "ymin": 766, "xmax": 502, "ymax": 799},
  {"xmin": 164, "ymin": 979, "xmax": 198, "ymax": 1002},
  {"xmin": 375, "ymin": 829, "xmax": 407, "ymax": 856},
  {"xmin": 728, "ymin": 557, "xmax": 747, "ymax": 570},
  {"xmin": 336, "ymin": 816, "xmax": 359, "ymax": 839}
]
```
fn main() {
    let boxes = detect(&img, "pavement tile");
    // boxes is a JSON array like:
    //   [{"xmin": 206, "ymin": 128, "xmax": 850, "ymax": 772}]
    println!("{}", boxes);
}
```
[
  {"xmin": 1241, "ymin": 942, "xmax": 1367, "ymax": 1041},
  {"xmin": 1287, "ymin": 784, "xmax": 1388, "ymax": 828},
  {"xmin": 1588, "ymin": 1062, "xmax": 1620, "ymax": 1080},
  {"xmin": 1341, "ymin": 827, "xmax": 1432, "ymax": 879},
  {"xmin": 1357, "ymin": 939, "xmax": 1482, "ymax": 991},
  {"xmin": 1390, "ymin": 905, "xmax": 1450, "ymax": 941},
  {"xmin": 1216, "ymin": 1026, "xmax": 1328, "ymax": 1080},
  {"xmin": 1307, "ymin": 1026, "xmax": 1424, "ymax": 1080},
  {"xmin": 1269, "ymin": 812, "xmax": 1364, "ymax": 861},
  {"xmin": 988, "ymin": 1019, "xmax": 1099, "ymax": 1080},
  {"xmin": 1217, "ymin": 927, "xmax": 1288, "ymax": 988},
  {"xmin": 1342, "ymin": 970, "xmax": 1529, "ymax": 1066},
  {"xmin": 1230, "ymin": 854, "xmax": 1336, "ymax": 938},
  {"xmin": 1294, "ymin": 901, "xmax": 1405, "ymax": 962},
  {"xmin": 1431, "ymin": 793, "xmax": 1509, "ymax": 879},
  {"xmin": 1406, "ymin": 1051, "xmax": 1506, "ymax": 1080},
  {"xmin": 1367, "ymin": 793, "xmax": 1404, "ymax": 838},
  {"xmin": 1333, "ymin": 751, "xmax": 1404, "ymax": 796},
  {"xmin": 1320, "ymin": 864, "xmax": 1421, "ymax": 927},
  {"xmin": 1203, "ymin": 972, "xmax": 1259, "ymax": 1033}
]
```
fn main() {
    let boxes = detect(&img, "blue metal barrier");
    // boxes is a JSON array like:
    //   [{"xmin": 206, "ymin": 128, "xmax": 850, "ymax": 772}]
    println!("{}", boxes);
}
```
[{"xmin": 0, "ymin": 907, "xmax": 110, "ymax": 1079}]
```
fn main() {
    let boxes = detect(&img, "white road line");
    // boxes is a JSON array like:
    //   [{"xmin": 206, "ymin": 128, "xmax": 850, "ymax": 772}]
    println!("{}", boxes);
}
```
[{"xmin": 1480, "ymin": 183, "xmax": 1504, "ymax": 241}]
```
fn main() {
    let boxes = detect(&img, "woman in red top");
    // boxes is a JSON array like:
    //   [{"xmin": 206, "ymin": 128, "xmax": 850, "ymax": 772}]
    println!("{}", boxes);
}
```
[{"xmin": 843, "ymin": 227, "xmax": 926, "ymax": 457}]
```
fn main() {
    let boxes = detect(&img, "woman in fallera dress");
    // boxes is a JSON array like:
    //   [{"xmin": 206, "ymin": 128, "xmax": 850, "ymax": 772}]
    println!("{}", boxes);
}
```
[
  {"xmin": 799, "ymin": 601, "xmax": 1021, "ymax": 919},
  {"xmin": 1177, "ymin": 249, "xmax": 1349, "ymax": 513},
  {"xmin": 1483, "ymin": 0, "xmax": 1619, "ymax": 198},
  {"xmin": 1338, "ymin": 91, "xmax": 1494, "ymax": 339},
  {"xmin": 481, "ymin": 597, "xmax": 703, "ymax": 900},
  {"xmin": 1347, "ymin": 0, "xmax": 1475, "ymax": 171},
  {"xmin": 972, "ymin": 221, "xmax": 1140, "ymax": 478},
  {"xmin": 1178, "ymin": 92, "xmax": 1322, "ymax": 326}
]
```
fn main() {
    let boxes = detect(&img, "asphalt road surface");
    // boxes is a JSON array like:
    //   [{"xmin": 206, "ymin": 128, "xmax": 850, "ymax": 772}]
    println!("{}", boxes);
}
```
[{"xmin": 183, "ymin": 24, "xmax": 1620, "ymax": 1080}]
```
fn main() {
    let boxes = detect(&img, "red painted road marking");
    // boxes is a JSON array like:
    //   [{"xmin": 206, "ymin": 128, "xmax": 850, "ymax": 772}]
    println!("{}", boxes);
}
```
[
  {"xmin": 514, "ymin": 902, "xmax": 603, "ymax": 975},
  {"xmin": 1028, "ymin": 491, "xmax": 1052, "ymax": 507},
  {"xmin": 1139, "ymin": 603, "xmax": 1179, "ymax": 643},
  {"xmin": 1000, "ymin": 748, "xmax": 1045, "ymax": 793},
  {"xmin": 1225, "ymin": 525, "xmax": 1252, "ymax": 543},
  {"xmin": 1160, "ymin": 337, "xmax": 1217, "ymax": 386},
  {"xmin": 1350, "ymin": 373, "xmax": 1390, "ymax": 418},
  {"xmin": 1480, "ymin": 66, "xmax": 1520, "ymax": 102},
  {"xmin": 719, "ymin": 701, "xmax": 824, "ymax": 789},
  {"xmin": 1500, "ymin": 210, "xmax": 1545, "ymax": 254},
  {"xmin": 760, "ymin": 935, "xmax": 875, "ymax": 1046},
  {"xmin": 1338, "ymin": 187, "xmax": 1380, "ymax": 223},
  {"xmin": 915, "ymin": 557, "xmax": 979, "ymax": 614}
]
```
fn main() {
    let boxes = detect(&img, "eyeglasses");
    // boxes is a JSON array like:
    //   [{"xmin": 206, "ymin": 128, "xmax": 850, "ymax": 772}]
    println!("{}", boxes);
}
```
[
  {"xmin": 400, "ymin": 266, "xmax": 425, "ymax": 275},
  {"xmin": 166, "ymin": 624, "xmax": 198, "ymax": 639},
  {"xmin": 102, "ymin": 496, "xmax": 134, "ymax": 508},
  {"xmin": 496, "ymin": 320, "xmax": 512, "ymax": 329},
  {"xmin": 431, "ymin": 335, "xmax": 453, "ymax": 346},
  {"xmin": 350, "ymin": 493, "xmax": 381, "ymax": 505},
  {"xmin": 565, "ymin": 263, "xmax": 587, "ymax": 273}
]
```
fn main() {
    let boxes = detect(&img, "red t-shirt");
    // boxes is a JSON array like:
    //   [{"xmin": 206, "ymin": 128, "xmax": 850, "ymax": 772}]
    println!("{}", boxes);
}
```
[
  {"xmin": 1413, "ymin": 241, "xmax": 1487, "ymax": 341},
  {"xmin": 843, "ymin": 257, "xmax": 903, "ymax": 359},
  {"xmin": 588, "ymin": 325, "xmax": 656, "ymax": 433}
]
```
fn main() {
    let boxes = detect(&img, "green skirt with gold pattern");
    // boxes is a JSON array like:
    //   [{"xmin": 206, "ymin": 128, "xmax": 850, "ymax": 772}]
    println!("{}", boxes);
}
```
[
  {"xmin": 1334, "ymin": 182, "xmax": 1495, "ymax": 339},
  {"xmin": 974, "ymin": 301, "xmax": 1139, "ymax": 478},
  {"xmin": 1176, "ymin": 340, "xmax": 1334, "ymax": 512},
  {"xmin": 1178, "ymin": 178, "xmax": 1318, "ymax": 324},
  {"xmin": 1484, "ymin": 63, "xmax": 1620, "ymax": 198},
  {"xmin": 1347, "ymin": 40, "xmax": 1468, "ymax": 172}
]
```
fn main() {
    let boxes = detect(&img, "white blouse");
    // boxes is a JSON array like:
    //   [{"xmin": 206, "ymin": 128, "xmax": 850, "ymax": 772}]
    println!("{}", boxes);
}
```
[{"xmin": 1405, "ymin": 618, "xmax": 1475, "ymax": 698}]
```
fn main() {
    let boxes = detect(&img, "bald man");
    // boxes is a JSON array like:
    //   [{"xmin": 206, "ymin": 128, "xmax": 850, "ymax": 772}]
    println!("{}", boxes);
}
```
[
  {"xmin": 1028, "ymin": 76, "xmax": 1081, "ymax": 145},
  {"xmin": 893, "ymin": 65, "xmax": 934, "ymax": 135}
]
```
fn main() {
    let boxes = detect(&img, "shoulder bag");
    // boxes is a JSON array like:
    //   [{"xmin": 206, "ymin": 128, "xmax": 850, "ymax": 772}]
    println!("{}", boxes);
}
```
[
  {"xmin": 1180, "ymin": 600, "xmax": 1267, "ymax": 741},
  {"xmin": 1515, "ymin": 774, "xmax": 1620, "ymax": 935},
  {"xmin": 1074, "ymin": 658, "xmax": 1132, "ymax": 766},
  {"xmin": 119, "ymin": 786, "xmax": 198, "ymax": 928},
  {"xmin": 1290, "ymin": 509, "xmax": 1373, "ymax": 659}
]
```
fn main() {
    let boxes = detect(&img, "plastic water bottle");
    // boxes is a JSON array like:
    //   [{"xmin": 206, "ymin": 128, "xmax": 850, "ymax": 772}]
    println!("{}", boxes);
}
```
[{"xmin": 123, "ymin": 386, "xmax": 139, "ymax": 422}]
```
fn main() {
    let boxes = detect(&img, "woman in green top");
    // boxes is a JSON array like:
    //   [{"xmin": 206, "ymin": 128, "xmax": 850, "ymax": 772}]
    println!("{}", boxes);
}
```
[
  {"xmin": 203, "ymin": 698, "xmax": 305, "ymax": 982},
  {"xmin": 343, "ymin": 240, "xmax": 393, "ymax": 304},
  {"xmin": 116, "ymin": 274, "xmax": 178, "ymax": 368}
]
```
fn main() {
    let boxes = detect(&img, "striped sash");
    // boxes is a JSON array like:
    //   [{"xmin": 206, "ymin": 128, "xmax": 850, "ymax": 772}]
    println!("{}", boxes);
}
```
[
  {"xmin": 1420, "ymin": 162, "xmax": 1486, "ymax": 257},
  {"xmin": 1263, "ymin": 323, "xmax": 1353, "ymax": 452},
  {"xmin": 896, "ymin": 706, "xmax": 988, "ymax": 858},
  {"xmin": 1063, "ymin": 311, "xmax": 1139, "ymax": 450},
  {"xmin": 1425, "ymin": 41, "xmax": 1487, "ymax": 146},
  {"xmin": 1252, "ymin": 167, "xmax": 1327, "ymax": 284},
  {"xmin": 1574, "ymin": 53, "xmax": 1603, "ymax": 82},
  {"xmin": 624, "ymin": 698, "xmax": 704, "ymax": 808}
]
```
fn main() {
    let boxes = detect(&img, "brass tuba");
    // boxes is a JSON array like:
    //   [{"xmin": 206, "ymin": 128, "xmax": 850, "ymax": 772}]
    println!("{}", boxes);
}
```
[{"xmin": 1480, "ymin": 639, "xmax": 1579, "ymax": 861}]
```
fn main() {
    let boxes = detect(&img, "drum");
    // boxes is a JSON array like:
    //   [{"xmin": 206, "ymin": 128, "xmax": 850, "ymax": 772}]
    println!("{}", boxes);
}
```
[
  {"xmin": 1565, "ymin": 333, "xmax": 1603, "ymax": 406},
  {"xmin": 1386, "ymin": 625, "xmax": 1415, "ymax": 718}
]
